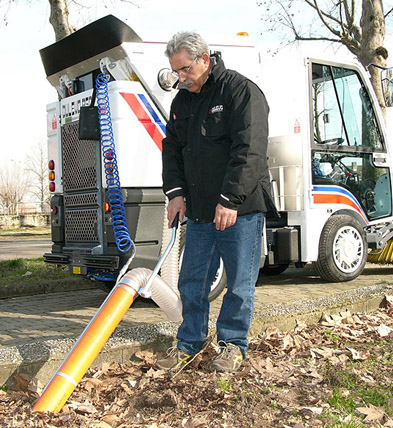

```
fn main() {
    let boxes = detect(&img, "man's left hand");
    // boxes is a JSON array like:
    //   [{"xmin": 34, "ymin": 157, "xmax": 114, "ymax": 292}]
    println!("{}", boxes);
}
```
[{"xmin": 213, "ymin": 204, "xmax": 237, "ymax": 231}]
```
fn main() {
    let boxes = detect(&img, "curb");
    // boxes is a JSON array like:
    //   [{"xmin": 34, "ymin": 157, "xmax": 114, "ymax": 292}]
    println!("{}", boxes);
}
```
[
  {"xmin": 0, "ymin": 278, "xmax": 98, "ymax": 300},
  {"xmin": 1, "ymin": 283, "xmax": 392, "ymax": 388}
]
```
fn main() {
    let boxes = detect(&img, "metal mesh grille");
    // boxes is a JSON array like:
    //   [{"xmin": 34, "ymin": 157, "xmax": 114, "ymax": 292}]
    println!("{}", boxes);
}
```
[
  {"xmin": 62, "ymin": 121, "xmax": 101, "ymax": 245},
  {"xmin": 64, "ymin": 193, "xmax": 98, "ymax": 207},
  {"xmin": 65, "ymin": 209, "xmax": 99, "ymax": 243},
  {"xmin": 62, "ymin": 122, "xmax": 98, "ymax": 191}
]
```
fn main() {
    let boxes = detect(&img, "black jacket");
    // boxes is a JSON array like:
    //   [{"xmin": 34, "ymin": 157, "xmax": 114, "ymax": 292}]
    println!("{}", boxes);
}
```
[{"xmin": 162, "ymin": 55, "xmax": 272, "ymax": 223}]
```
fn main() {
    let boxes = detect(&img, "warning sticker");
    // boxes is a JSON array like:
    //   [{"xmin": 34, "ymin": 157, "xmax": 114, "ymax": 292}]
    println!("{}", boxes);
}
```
[
  {"xmin": 294, "ymin": 119, "xmax": 301, "ymax": 134},
  {"xmin": 51, "ymin": 113, "xmax": 57, "ymax": 130}
]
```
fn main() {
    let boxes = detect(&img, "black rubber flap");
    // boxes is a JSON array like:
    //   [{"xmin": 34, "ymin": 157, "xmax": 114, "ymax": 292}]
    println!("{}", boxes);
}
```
[{"xmin": 39, "ymin": 15, "xmax": 142, "ymax": 77}]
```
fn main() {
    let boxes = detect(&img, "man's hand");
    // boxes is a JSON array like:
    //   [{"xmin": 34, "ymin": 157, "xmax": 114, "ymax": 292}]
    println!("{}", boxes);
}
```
[
  {"xmin": 213, "ymin": 204, "xmax": 237, "ymax": 231},
  {"xmin": 167, "ymin": 196, "xmax": 186, "ymax": 228}
]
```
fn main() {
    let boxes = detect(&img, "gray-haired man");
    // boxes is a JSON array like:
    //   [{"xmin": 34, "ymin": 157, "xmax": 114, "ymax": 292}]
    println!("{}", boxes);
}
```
[{"xmin": 157, "ymin": 31, "xmax": 271, "ymax": 372}]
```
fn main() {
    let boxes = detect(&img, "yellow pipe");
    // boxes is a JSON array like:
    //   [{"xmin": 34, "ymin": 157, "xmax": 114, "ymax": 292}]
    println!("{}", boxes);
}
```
[{"xmin": 33, "ymin": 276, "xmax": 139, "ymax": 412}]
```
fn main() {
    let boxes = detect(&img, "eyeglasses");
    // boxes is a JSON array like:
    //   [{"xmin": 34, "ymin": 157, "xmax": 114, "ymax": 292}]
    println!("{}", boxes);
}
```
[{"xmin": 171, "ymin": 57, "xmax": 199, "ymax": 78}]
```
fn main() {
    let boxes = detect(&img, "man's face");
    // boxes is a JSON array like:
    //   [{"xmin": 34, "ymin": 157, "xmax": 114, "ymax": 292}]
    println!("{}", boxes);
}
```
[{"xmin": 169, "ymin": 49, "xmax": 210, "ymax": 93}]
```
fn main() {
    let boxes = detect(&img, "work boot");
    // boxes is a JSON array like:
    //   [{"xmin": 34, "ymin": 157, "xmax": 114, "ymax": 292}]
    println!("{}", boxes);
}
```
[
  {"xmin": 155, "ymin": 347, "xmax": 193, "ymax": 372},
  {"xmin": 211, "ymin": 341, "xmax": 244, "ymax": 373}
]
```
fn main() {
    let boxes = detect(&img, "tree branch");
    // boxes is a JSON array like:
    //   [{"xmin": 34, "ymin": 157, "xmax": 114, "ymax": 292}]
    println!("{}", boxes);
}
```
[
  {"xmin": 295, "ymin": 34, "xmax": 342, "ymax": 43},
  {"xmin": 385, "ymin": 6, "xmax": 393, "ymax": 17},
  {"xmin": 304, "ymin": 0, "xmax": 343, "ymax": 29}
]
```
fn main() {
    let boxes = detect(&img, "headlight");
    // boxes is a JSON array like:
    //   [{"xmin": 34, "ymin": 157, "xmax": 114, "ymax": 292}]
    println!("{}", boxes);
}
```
[{"xmin": 157, "ymin": 68, "xmax": 178, "ymax": 91}]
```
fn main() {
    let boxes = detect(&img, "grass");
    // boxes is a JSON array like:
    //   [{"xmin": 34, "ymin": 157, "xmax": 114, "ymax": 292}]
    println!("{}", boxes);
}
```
[
  {"xmin": 320, "ymin": 337, "xmax": 393, "ymax": 427},
  {"xmin": 0, "ymin": 226, "xmax": 51, "ymax": 239},
  {"xmin": 217, "ymin": 378, "xmax": 232, "ymax": 392},
  {"xmin": 0, "ymin": 226, "xmax": 74, "ymax": 286},
  {"xmin": 0, "ymin": 257, "xmax": 73, "ymax": 286}
]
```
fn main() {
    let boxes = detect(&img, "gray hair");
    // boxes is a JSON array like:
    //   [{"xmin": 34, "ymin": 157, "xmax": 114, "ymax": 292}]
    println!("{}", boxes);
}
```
[{"xmin": 165, "ymin": 31, "xmax": 209, "ymax": 59}]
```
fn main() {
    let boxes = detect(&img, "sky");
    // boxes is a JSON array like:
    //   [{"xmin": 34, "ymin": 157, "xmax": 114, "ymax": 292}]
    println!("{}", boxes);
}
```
[
  {"xmin": 0, "ymin": 0, "xmax": 265, "ymax": 165},
  {"xmin": 0, "ymin": 0, "xmax": 391, "ymax": 168}
]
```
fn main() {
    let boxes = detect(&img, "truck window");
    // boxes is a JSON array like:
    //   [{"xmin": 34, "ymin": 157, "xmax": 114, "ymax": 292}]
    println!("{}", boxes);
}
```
[
  {"xmin": 312, "ymin": 151, "xmax": 391, "ymax": 220},
  {"xmin": 312, "ymin": 63, "xmax": 384, "ymax": 151},
  {"xmin": 311, "ymin": 62, "xmax": 391, "ymax": 221}
]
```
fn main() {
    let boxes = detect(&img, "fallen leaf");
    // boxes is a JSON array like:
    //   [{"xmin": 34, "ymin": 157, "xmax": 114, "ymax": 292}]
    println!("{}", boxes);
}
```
[
  {"xmin": 13, "ymin": 373, "xmax": 30, "ymax": 391},
  {"xmin": 82, "ymin": 377, "xmax": 102, "ymax": 391},
  {"xmin": 356, "ymin": 404, "xmax": 385, "ymax": 422},
  {"xmin": 377, "ymin": 324, "xmax": 393, "ymax": 337},
  {"xmin": 346, "ymin": 347, "xmax": 368, "ymax": 361},
  {"xmin": 27, "ymin": 378, "xmax": 43, "ymax": 395},
  {"xmin": 134, "ymin": 349, "xmax": 155, "ymax": 365},
  {"xmin": 383, "ymin": 295, "xmax": 393, "ymax": 307},
  {"xmin": 92, "ymin": 422, "xmax": 111, "ymax": 428},
  {"xmin": 310, "ymin": 347, "xmax": 334, "ymax": 358},
  {"xmin": 102, "ymin": 414, "xmax": 119, "ymax": 425},
  {"xmin": 282, "ymin": 334, "xmax": 295, "ymax": 349},
  {"xmin": 77, "ymin": 404, "xmax": 98, "ymax": 414},
  {"xmin": 264, "ymin": 327, "xmax": 281, "ymax": 339}
]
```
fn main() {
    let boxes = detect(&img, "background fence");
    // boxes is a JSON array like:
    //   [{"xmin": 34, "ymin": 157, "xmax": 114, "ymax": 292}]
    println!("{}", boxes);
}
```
[{"xmin": 0, "ymin": 214, "xmax": 50, "ymax": 229}]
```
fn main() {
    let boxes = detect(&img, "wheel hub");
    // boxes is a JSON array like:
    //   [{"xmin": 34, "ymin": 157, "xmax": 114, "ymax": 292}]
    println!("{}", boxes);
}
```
[{"xmin": 333, "ymin": 226, "xmax": 363, "ymax": 273}]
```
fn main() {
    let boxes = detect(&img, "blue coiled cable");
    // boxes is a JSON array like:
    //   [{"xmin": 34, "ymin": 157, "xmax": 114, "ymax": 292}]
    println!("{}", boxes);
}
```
[{"xmin": 96, "ymin": 73, "xmax": 134, "ymax": 254}]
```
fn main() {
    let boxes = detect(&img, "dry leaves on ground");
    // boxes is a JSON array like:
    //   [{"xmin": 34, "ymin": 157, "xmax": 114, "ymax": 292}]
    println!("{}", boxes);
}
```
[{"xmin": 1, "ymin": 296, "xmax": 393, "ymax": 427}]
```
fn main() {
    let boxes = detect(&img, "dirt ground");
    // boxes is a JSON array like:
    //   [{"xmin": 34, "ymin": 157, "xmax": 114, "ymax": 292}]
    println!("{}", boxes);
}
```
[{"xmin": 1, "ymin": 298, "xmax": 393, "ymax": 428}]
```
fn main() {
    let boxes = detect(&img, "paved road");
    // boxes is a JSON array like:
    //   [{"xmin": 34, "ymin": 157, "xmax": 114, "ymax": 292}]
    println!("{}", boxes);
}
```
[
  {"xmin": 1, "ymin": 263, "xmax": 393, "ymax": 349},
  {"xmin": 0, "ymin": 238, "xmax": 52, "ymax": 260}
]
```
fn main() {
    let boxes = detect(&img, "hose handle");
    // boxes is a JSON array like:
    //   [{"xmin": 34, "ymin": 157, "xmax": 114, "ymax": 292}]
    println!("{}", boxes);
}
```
[{"xmin": 171, "ymin": 212, "xmax": 180, "ymax": 230}]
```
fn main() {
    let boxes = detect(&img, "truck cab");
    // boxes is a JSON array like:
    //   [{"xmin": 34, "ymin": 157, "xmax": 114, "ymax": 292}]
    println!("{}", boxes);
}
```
[{"xmin": 261, "ymin": 45, "xmax": 393, "ymax": 281}]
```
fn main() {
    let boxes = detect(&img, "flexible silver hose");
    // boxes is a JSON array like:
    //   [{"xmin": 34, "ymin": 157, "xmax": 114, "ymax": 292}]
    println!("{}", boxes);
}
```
[{"xmin": 122, "ymin": 268, "xmax": 182, "ymax": 322}]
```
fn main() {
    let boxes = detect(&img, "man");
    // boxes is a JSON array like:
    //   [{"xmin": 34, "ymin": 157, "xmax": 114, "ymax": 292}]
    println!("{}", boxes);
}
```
[{"xmin": 156, "ymin": 31, "xmax": 271, "ymax": 373}]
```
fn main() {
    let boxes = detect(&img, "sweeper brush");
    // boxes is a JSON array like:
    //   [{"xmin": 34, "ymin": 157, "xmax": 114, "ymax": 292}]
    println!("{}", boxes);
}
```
[{"xmin": 367, "ymin": 239, "xmax": 393, "ymax": 264}]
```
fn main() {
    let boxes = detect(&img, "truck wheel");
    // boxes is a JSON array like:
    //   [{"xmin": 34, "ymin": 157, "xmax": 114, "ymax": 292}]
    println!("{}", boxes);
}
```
[
  {"xmin": 260, "ymin": 262, "xmax": 289, "ymax": 276},
  {"xmin": 314, "ymin": 215, "xmax": 367, "ymax": 282},
  {"xmin": 179, "ymin": 225, "xmax": 226, "ymax": 302}
]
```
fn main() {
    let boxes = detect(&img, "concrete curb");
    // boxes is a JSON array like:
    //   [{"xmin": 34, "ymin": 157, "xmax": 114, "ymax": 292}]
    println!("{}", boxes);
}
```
[
  {"xmin": 0, "ymin": 278, "xmax": 97, "ymax": 300},
  {"xmin": 1, "ymin": 283, "xmax": 391, "ymax": 388}
]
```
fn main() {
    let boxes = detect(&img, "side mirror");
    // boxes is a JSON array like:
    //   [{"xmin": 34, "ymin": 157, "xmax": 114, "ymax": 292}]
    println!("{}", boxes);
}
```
[
  {"xmin": 157, "ymin": 68, "xmax": 178, "ymax": 92},
  {"xmin": 381, "ymin": 67, "xmax": 393, "ymax": 107}
]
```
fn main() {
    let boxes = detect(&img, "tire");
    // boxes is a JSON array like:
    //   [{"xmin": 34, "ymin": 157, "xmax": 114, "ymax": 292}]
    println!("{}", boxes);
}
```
[
  {"xmin": 260, "ymin": 262, "xmax": 289, "ymax": 276},
  {"xmin": 179, "ymin": 224, "xmax": 227, "ymax": 302},
  {"xmin": 314, "ymin": 215, "xmax": 367, "ymax": 282}
]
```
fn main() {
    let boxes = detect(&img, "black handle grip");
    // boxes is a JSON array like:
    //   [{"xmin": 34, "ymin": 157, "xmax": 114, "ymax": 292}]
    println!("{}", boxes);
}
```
[{"xmin": 171, "ymin": 212, "xmax": 180, "ymax": 229}]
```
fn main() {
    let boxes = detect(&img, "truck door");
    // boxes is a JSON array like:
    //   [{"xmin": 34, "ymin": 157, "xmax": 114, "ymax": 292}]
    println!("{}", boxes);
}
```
[{"xmin": 311, "ymin": 62, "xmax": 392, "ymax": 222}]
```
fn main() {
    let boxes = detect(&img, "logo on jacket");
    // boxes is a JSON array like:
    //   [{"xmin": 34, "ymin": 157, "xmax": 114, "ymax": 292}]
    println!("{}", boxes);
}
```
[{"xmin": 209, "ymin": 105, "xmax": 224, "ymax": 114}]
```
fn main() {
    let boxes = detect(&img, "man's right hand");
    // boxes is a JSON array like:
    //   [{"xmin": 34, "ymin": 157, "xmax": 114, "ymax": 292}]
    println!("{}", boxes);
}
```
[{"xmin": 167, "ymin": 196, "xmax": 186, "ymax": 228}]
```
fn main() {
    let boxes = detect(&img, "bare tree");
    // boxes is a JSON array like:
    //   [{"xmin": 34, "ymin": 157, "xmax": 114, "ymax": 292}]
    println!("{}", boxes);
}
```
[
  {"xmin": 25, "ymin": 141, "xmax": 51, "ymax": 213},
  {"xmin": 0, "ymin": 163, "xmax": 29, "ymax": 215},
  {"xmin": 1, "ymin": 0, "xmax": 139, "ymax": 40},
  {"xmin": 49, "ymin": 0, "xmax": 75, "ymax": 41},
  {"xmin": 259, "ymin": 0, "xmax": 393, "ymax": 114}
]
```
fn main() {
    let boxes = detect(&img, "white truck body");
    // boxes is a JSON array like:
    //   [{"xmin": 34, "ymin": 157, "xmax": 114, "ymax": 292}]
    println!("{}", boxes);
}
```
[{"xmin": 40, "ymin": 15, "xmax": 393, "ymax": 285}]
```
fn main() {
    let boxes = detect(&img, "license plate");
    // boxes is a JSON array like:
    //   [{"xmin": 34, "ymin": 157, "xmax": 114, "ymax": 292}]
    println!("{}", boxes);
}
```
[{"xmin": 73, "ymin": 266, "xmax": 81, "ymax": 275}]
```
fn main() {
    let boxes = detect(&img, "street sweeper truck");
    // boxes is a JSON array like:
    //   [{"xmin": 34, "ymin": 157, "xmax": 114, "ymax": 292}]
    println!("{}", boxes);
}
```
[{"xmin": 40, "ymin": 14, "xmax": 393, "ymax": 287}]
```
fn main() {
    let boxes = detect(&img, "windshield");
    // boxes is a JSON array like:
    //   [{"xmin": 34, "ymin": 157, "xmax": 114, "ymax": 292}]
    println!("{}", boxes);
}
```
[{"xmin": 312, "ymin": 64, "xmax": 384, "ymax": 151}]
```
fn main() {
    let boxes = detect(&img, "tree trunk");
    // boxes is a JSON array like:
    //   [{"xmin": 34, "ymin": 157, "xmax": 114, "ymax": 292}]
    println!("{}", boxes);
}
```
[
  {"xmin": 359, "ymin": 0, "xmax": 388, "ymax": 117},
  {"xmin": 48, "ymin": 0, "xmax": 74, "ymax": 41}
]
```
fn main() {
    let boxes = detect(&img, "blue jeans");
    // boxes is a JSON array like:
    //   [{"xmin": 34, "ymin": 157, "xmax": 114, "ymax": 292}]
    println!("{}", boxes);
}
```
[{"xmin": 177, "ymin": 212, "xmax": 264, "ymax": 357}]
